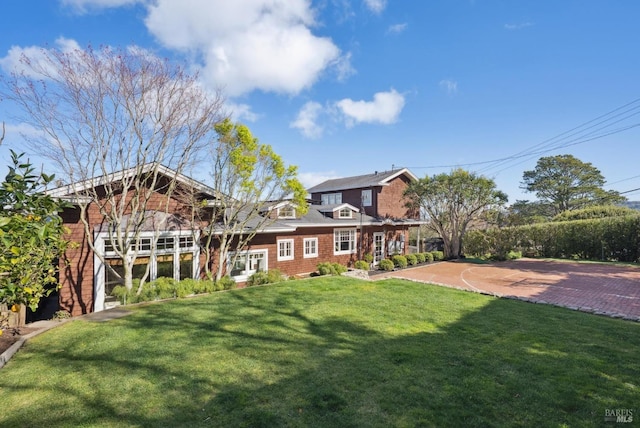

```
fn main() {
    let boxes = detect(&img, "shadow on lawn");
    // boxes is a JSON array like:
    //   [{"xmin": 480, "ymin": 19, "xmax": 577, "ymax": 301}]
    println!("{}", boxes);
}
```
[{"xmin": 1, "ymin": 281, "xmax": 639, "ymax": 427}]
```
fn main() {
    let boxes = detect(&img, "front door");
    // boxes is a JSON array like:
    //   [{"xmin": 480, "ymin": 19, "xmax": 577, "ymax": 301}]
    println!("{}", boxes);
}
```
[{"xmin": 373, "ymin": 232, "xmax": 385, "ymax": 265}]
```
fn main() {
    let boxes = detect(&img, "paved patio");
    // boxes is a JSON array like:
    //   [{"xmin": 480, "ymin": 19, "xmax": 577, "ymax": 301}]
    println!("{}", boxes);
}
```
[{"xmin": 375, "ymin": 259, "xmax": 640, "ymax": 321}]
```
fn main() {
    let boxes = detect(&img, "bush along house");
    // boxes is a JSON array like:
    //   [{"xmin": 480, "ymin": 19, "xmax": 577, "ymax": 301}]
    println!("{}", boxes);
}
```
[{"xmin": 44, "ymin": 166, "xmax": 423, "ymax": 317}]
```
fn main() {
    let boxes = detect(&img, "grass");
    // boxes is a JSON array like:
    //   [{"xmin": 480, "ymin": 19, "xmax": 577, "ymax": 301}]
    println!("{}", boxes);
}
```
[{"xmin": 1, "ymin": 276, "xmax": 639, "ymax": 427}]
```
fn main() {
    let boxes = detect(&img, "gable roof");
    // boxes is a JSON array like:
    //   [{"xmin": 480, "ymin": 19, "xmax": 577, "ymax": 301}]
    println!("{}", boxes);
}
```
[
  {"xmin": 45, "ymin": 163, "xmax": 219, "ymax": 200},
  {"xmin": 306, "ymin": 168, "xmax": 418, "ymax": 194},
  {"xmin": 316, "ymin": 203, "xmax": 360, "ymax": 213}
]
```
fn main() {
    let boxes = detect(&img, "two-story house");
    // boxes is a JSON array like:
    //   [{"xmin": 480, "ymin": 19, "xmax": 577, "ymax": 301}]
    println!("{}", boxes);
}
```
[{"xmin": 40, "ymin": 166, "xmax": 422, "ymax": 317}]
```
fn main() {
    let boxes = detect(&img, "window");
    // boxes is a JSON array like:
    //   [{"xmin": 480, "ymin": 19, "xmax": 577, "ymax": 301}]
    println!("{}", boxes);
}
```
[
  {"xmin": 137, "ymin": 237, "xmax": 152, "ymax": 252},
  {"xmin": 338, "ymin": 207, "xmax": 352, "ymax": 218},
  {"xmin": 156, "ymin": 254, "xmax": 175, "ymax": 278},
  {"xmin": 102, "ymin": 233, "xmax": 197, "ymax": 293},
  {"xmin": 278, "ymin": 205, "xmax": 296, "ymax": 219},
  {"xmin": 304, "ymin": 238, "xmax": 318, "ymax": 258},
  {"xmin": 278, "ymin": 239, "xmax": 294, "ymax": 261},
  {"xmin": 361, "ymin": 189, "xmax": 372, "ymax": 207},
  {"xmin": 334, "ymin": 228, "xmax": 356, "ymax": 255},
  {"xmin": 104, "ymin": 256, "xmax": 150, "ymax": 296},
  {"xmin": 321, "ymin": 193, "xmax": 342, "ymax": 205},
  {"xmin": 179, "ymin": 253, "xmax": 193, "ymax": 280},
  {"xmin": 156, "ymin": 236, "xmax": 175, "ymax": 251},
  {"xmin": 104, "ymin": 238, "xmax": 133, "ymax": 254},
  {"xmin": 179, "ymin": 236, "xmax": 194, "ymax": 248},
  {"xmin": 229, "ymin": 250, "xmax": 267, "ymax": 280}
]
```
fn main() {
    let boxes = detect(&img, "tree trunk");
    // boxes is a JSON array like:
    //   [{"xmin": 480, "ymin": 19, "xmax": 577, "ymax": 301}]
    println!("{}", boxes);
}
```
[
  {"xmin": 215, "ymin": 250, "xmax": 225, "ymax": 281},
  {"xmin": 123, "ymin": 263, "xmax": 133, "ymax": 292}
]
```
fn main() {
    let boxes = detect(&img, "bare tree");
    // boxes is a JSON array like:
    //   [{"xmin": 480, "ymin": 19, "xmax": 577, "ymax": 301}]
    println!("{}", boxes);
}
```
[
  {"xmin": 202, "ymin": 119, "xmax": 307, "ymax": 281},
  {"xmin": 1, "ymin": 45, "xmax": 226, "ymax": 292}
]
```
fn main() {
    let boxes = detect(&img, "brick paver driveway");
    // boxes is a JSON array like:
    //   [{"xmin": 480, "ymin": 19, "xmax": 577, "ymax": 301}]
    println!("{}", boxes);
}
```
[{"xmin": 376, "ymin": 259, "xmax": 640, "ymax": 320}]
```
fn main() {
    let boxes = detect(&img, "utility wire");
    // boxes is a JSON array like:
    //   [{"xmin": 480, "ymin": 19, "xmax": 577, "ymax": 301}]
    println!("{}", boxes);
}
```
[{"xmin": 407, "ymin": 97, "xmax": 640, "ymax": 175}]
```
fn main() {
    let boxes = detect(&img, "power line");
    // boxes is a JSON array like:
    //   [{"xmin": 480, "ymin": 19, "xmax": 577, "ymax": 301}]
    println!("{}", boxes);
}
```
[{"xmin": 407, "ymin": 97, "xmax": 640, "ymax": 175}]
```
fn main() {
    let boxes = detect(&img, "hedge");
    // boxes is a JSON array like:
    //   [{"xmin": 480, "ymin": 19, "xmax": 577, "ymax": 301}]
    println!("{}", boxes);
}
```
[{"xmin": 463, "ymin": 214, "xmax": 640, "ymax": 262}]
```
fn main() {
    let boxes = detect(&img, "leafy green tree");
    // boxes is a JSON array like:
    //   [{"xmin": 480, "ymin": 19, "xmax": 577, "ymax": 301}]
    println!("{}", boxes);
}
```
[
  {"xmin": 0, "ymin": 151, "xmax": 68, "ymax": 315},
  {"xmin": 504, "ymin": 200, "xmax": 554, "ymax": 226},
  {"xmin": 185, "ymin": 119, "xmax": 308, "ymax": 280},
  {"xmin": 521, "ymin": 154, "xmax": 625, "ymax": 215},
  {"xmin": 404, "ymin": 169, "xmax": 508, "ymax": 259}
]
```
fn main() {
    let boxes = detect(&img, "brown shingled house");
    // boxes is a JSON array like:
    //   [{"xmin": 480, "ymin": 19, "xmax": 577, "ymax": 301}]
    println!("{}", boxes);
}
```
[{"xmin": 42, "ymin": 166, "xmax": 422, "ymax": 317}]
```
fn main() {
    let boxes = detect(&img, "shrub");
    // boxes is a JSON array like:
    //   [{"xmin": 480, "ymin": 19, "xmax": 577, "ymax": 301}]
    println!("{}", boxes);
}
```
[
  {"xmin": 189, "ymin": 279, "xmax": 215, "ymax": 294},
  {"xmin": 174, "ymin": 280, "xmax": 195, "ymax": 298},
  {"xmin": 110, "ymin": 285, "xmax": 134, "ymax": 305},
  {"xmin": 379, "ymin": 259, "xmax": 394, "ymax": 271},
  {"xmin": 506, "ymin": 250, "xmax": 522, "ymax": 260},
  {"xmin": 333, "ymin": 263, "xmax": 348, "ymax": 275},
  {"xmin": 553, "ymin": 205, "xmax": 638, "ymax": 222},
  {"xmin": 316, "ymin": 262, "xmax": 348, "ymax": 276},
  {"xmin": 316, "ymin": 262, "xmax": 334, "ymax": 276},
  {"xmin": 363, "ymin": 253, "xmax": 374, "ymax": 263},
  {"xmin": 217, "ymin": 276, "xmax": 237, "ymax": 290},
  {"xmin": 52, "ymin": 310, "xmax": 71, "ymax": 320},
  {"xmin": 391, "ymin": 255, "xmax": 408, "ymax": 269},
  {"xmin": 415, "ymin": 253, "xmax": 426, "ymax": 263},
  {"xmin": 354, "ymin": 260, "xmax": 369, "ymax": 270},
  {"xmin": 406, "ymin": 254, "xmax": 417, "ymax": 266},
  {"xmin": 431, "ymin": 251, "xmax": 444, "ymax": 261},
  {"xmin": 247, "ymin": 271, "xmax": 269, "ymax": 286},
  {"xmin": 247, "ymin": 269, "xmax": 286, "ymax": 286},
  {"xmin": 153, "ymin": 277, "xmax": 177, "ymax": 299}
]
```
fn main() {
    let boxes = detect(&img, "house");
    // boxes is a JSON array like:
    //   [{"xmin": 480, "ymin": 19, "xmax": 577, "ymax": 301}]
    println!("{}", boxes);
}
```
[{"xmin": 41, "ymin": 166, "xmax": 422, "ymax": 317}]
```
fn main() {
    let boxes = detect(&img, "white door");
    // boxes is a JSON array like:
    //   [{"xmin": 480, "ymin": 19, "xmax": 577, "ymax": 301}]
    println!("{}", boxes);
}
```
[{"xmin": 373, "ymin": 232, "xmax": 385, "ymax": 265}]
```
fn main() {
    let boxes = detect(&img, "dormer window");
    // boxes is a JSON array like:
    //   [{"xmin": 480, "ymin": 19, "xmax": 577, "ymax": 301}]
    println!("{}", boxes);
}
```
[
  {"xmin": 338, "ymin": 207, "xmax": 352, "ymax": 218},
  {"xmin": 277, "ymin": 205, "xmax": 296, "ymax": 219}
]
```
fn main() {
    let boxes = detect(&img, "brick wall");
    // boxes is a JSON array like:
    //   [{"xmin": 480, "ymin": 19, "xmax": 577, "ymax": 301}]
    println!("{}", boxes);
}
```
[{"xmin": 377, "ymin": 175, "xmax": 416, "ymax": 219}]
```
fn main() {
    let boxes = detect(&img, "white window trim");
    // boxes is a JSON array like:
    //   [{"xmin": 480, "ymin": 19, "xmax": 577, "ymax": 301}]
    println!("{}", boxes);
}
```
[
  {"xmin": 338, "ymin": 207, "xmax": 352, "ymax": 218},
  {"xmin": 277, "ymin": 239, "xmax": 295, "ymax": 261},
  {"xmin": 228, "ymin": 249, "xmax": 268, "ymax": 282},
  {"xmin": 303, "ymin": 237, "xmax": 318, "ymax": 258},
  {"xmin": 334, "ymin": 228, "xmax": 357, "ymax": 255},
  {"xmin": 322, "ymin": 192, "xmax": 342, "ymax": 205},
  {"xmin": 277, "ymin": 206, "xmax": 296, "ymax": 219},
  {"xmin": 94, "ymin": 230, "xmax": 200, "ymax": 312},
  {"xmin": 361, "ymin": 189, "xmax": 372, "ymax": 207}
]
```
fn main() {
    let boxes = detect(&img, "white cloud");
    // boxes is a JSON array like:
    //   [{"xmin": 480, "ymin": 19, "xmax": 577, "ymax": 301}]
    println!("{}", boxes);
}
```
[
  {"xmin": 332, "ymin": 51, "xmax": 356, "ymax": 82},
  {"xmin": 363, "ymin": 0, "xmax": 386, "ymax": 14},
  {"xmin": 335, "ymin": 89, "xmax": 405, "ymax": 127},
  {"xmin": 3, "ymin": 122, "xmax": 47, "ymax": 141},
  {"xmin": 226, "ymin": 101, "xmax": 260, "ymax": 123},
  {"xmin": 143, "ymin": 0, "xmax": 345, "ymax": 96},
  {"xmin": 504, "ymin": 22, "xmax": 534, "ymax": 31},
  {"xmin": 0, "ymin": 37, "xmax": 81, "ymax": 77},
  {"xmin": 298, "ymin": 171, "xmax": 340, "ymax": 190},
  {"xmin": 290, "ymin": 101, "xmax": 324, "ymax": 139},
  {"xmin": 439, "ymin": 79, "xmax": 458, "ymax": 95},
  {"xmin": 387, "ymin": 23, "xmax": 408, "ymax": 35},
  {"xmin": 60, "ymin": 0, "xmax": 142, "ymax": 14}
]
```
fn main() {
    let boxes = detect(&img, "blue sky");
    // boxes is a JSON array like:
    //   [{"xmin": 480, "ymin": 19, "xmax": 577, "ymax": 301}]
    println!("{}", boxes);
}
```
[{"xmin": 1, "ymin": 0, "xmax": 639, "ymax": 203}]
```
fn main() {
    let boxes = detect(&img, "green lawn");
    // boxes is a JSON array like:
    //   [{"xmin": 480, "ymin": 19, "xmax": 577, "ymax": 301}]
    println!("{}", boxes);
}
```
[{"xmin": 1, "ymin": 277, "xmax": 638, "ymax": 427}]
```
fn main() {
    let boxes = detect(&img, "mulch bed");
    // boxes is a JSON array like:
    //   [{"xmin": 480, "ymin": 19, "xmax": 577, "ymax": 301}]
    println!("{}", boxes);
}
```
[{"xmin": 0, "ymin": 326, "xmax": 38, "ymax": 355}]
